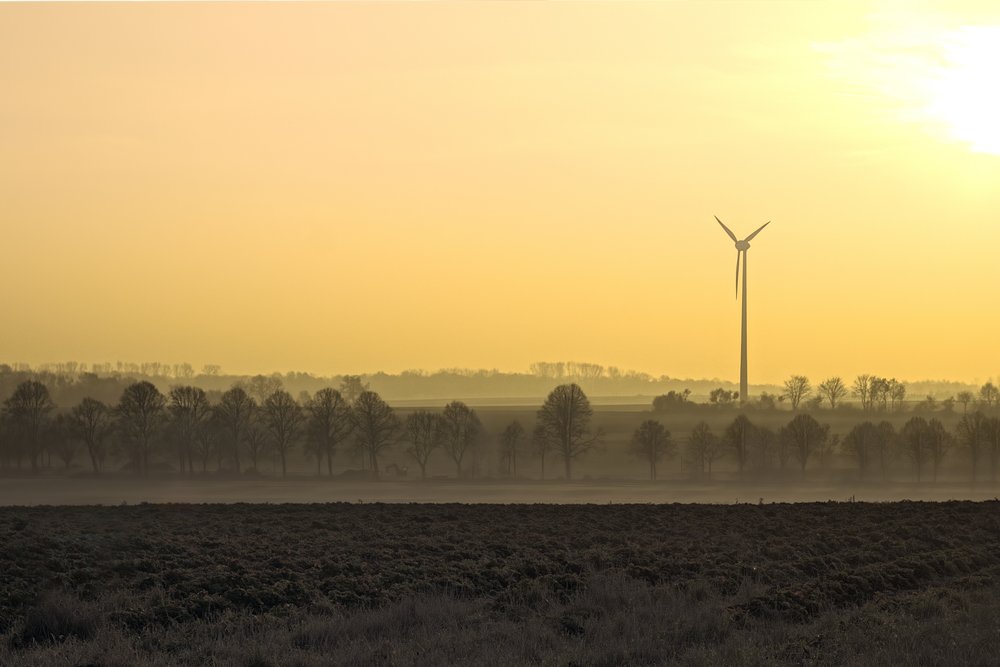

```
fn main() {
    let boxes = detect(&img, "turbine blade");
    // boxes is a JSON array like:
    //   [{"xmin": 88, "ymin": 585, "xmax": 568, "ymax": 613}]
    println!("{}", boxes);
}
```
[
  {"xmin": 715, "ymin": 216, "xmax": 738, "ymax": 242},
  {"xmin": 735, "ymin": 251, "xmax": 740, "ymax": 299},
  {"xmin": 743, "ymin": 221, "xmax": 770, "ymax": 242}
]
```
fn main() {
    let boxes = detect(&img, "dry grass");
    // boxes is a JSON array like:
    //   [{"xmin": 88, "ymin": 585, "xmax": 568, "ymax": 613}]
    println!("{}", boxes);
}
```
[{"xmin": 4, "ymin": 573, "xmax": 1000, "ymax": 666}]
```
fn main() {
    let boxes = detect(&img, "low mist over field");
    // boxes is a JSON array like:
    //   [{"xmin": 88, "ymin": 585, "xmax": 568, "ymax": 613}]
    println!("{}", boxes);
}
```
[{"xmin": 4, "ymin": 361, "xmax": 1000, "ymax": 504}]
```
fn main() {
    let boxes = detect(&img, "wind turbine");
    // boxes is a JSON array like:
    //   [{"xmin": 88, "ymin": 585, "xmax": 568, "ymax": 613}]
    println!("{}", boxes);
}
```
[{"xmin": 715, "ymin": 216, "xmax": 770, "ymax": 406}]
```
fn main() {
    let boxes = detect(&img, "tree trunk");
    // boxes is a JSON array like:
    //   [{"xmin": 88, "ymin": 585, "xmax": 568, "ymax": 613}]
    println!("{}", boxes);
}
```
[
  {"xmin": 281, "ymin": 452, "xmax": 287, "ymax": 477},
  {"xmin": 90, "ymin": 450, "xmax": 99, "ymax": 475},
  {"xmin": 326, "ymin": 450, "xmax": 333, "ymax": 476},
  {"xmin": 564, "ymin": 455, "xmax": 571, "ymax": 481}
]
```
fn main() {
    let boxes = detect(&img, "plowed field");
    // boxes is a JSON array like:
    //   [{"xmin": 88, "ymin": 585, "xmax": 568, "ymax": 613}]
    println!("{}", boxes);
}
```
[{"xmin": 3, "ymin": 500, "xmax": 999, "ymax": 632}]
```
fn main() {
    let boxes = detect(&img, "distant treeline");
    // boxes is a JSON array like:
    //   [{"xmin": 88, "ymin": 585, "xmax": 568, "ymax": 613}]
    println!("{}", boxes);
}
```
[
  {"xmin": 0, "ymin": 361, "xmax": 737, "ymax": 406},
  {"xmin": 0, "ymin": 362, "xmax": 985, "ymax": 406},
  {"xmin": 652, "ymin": 374, "xmax": 1000, "ymax": 415}
]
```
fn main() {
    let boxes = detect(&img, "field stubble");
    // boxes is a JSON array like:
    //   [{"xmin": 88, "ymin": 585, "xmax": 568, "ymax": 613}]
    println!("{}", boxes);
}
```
[{"xmin": 3, "ymin": 501, "xmax": 1000, "ymax": 665}]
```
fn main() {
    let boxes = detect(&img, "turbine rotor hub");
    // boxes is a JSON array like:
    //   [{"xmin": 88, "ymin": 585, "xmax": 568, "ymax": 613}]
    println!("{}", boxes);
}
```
[{"xmin": 736, "ymin": 240, "xmax": 750, "ymax": 251}]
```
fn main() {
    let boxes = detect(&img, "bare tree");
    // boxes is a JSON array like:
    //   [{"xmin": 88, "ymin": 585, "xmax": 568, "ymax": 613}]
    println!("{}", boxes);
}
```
[
  {"xmin": 340, "ymin": 375, "xmax": 369, "ymax": 405},
  {"xmin": 497, "ymin": 420, "xmax": 525, "ymax": 478},
  {"xmin": 404, "ymin": 410, "xmax": 444, "ymax": 479},
  {"xmin": 215, "ymin": 386, "xmax": 255, "ymax": 474},
  {"xmin": 531, "ymin": 424, "xmax": 555, "ymax": 480},
  {"xmin": 629, "ymin": 419, "xmax": 675, "ymax": 481},
  {"xmin": 820, "ymin": 432, "xmax": 840, "ymax": 470},
  {"xmin": 925, "ymin": 418, "xmax": 951, "ymax": 483},
  {"xmin": 782, "ymin": 376, "xmax": 811, "ymax": 411},
  {"xmin": 783, "ymin": 413, "xmax": 828, "ymax": 478},
  {"xmin": 173, "ymin": 363, "xmax": 195, "ymax": 379},
  {"xmin": 872, "ymin": 421, "xmax": 898, "ymax": 481},
  {"xmin": 168, "ymin": 386, "xmax": 211, "ymax": 475},
  {"xmin": 817, "ymin": 377, "xmax": 848, "ymax": 410},
  {"xmin": 303, "ymin": 432, "xmax": 324, "ymax": 475},
  {"xmin": 350, "ymin": 390, "xmax": 399, "ymax": 477},
  {"xmin": 888, "ymin": 380, "xmax": 906, "ymax": 412},
  {"xmin": 534, "ymin": 384, "xmax": 603, "ymax": 480},
  {"xmin": 260, "ymin": 390, "xmax": 305, "ymax": 476},
  {"xmin": 957, "ymin": 391, "xmax": 974, "ymax": 414},
  {"xmin": 246, "ymin": 374, "xmax": 283, "ymax": 405},
  {"xmin": 116, "ymin": 381, "xmax": 168, "ymax": 477},
  {"xmin": 305, "ymin": 388, "xmax": 354, "ymax": 476},
  {"xmin": 776, "ymin": 426, "xmax": 795, "ymax": 475},
  {"xmin": 842, "ymin": 422, "xmax": 877, "ymax": 481},
  {"xmin": 754, "ymin": 425, "xmax": 778, "ymax": 471},
  {"xmin": 852, "ymin": 374, "xmax": 875, "ymax": 412},
  {"xmin": 71, "ymin": 397, "xmax": 115, "ymax": 474},
  {"xmin": 870, "ymin": 377, "xmax": 892, "ymax": 412},
  {"xmin": 980, "ymin": 383, "xmax": 1000, "ymax": 410},
  {"xmin": 441, "ymin": 401, "xmax": 484, "ymax": 478},
  {"xmin": 956, "ymin": 412, "xmax": 989, "ymax": 484},
  {"xmin": 723, "ymin": 414, "xmax": 754, "ymax": 481},
  {"xmin": 2, "ymin": 380, "xmax": 55, "ymax": 473},
  {"xmin": 686, "ymin": 421, "xmax": 724, "ymax": 480},
  {"xmin": 191, "ymin": 414, "xmax": 222, "ymax": 472},
  {"xmin": 242, "ymin": 408, "xmax": 272, "ymax": 473},
  {"xmin": 48, "ymin": 414, "xmax": 80, "ymax": 469},
  {"xmin": 899, "ymin": 416, "xmax": 929, "ymax": 482}
]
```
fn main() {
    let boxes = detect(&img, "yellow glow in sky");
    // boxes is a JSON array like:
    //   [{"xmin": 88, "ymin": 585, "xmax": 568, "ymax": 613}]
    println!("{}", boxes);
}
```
[{"xmin": 1, "ymin": 1, "xmax": 1000, "ymax": 385}]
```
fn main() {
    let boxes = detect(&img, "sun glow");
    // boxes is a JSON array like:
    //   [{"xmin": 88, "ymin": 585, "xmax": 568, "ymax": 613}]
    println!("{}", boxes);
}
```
[
  {"xmin": 923, "ymin": 27, "xmax": 1000, "ymax": 155},
  {"xmin": 816, "ymin": 16, "xmax": 1000, "ymax": 155}
]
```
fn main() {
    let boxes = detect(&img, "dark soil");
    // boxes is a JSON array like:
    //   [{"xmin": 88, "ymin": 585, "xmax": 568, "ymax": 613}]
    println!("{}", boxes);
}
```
[{"xmin": 3, "ymin": 500, "xmax": 1000, "ymax": 634}]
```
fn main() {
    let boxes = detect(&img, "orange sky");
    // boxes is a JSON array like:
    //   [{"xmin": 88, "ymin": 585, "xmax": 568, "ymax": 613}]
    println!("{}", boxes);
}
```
[{"xmin": 2, "ymin": 2, "xmax": 1000, "ymax": 384}]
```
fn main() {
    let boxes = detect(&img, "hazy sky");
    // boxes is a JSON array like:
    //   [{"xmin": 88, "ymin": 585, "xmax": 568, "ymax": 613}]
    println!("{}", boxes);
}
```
[{"xmin": 3, "ymin": 1, "xmax": 1000, "ymax": 384}]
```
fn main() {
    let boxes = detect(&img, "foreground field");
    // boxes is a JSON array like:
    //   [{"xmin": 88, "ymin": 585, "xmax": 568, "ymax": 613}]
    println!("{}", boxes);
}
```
[{"xmin": 3, "ymin": 502, "xmax": 1000, "ymax": 665}]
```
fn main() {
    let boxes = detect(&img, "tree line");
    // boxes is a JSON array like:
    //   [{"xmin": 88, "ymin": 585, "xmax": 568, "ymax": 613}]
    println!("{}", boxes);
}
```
[
  {"xmin": 643, "ymin": 411, "xmax": 1000, "ymax": 485},
  {"xmin": 653, "ymin": 375, "xmax": 1000, "ymax": 414},
  {"xmin": 5, "ymin": 372, "xmax": 1000, "ymax": 484},
  {"xmin": 0, "ymin": 378, "xmax": 604, "ymax": 481}
]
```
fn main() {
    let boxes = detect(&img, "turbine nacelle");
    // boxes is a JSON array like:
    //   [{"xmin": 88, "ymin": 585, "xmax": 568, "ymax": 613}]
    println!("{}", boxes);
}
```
[{"xmin": 714, "ymin": 216, "xmax": 770, "ymax": 299}]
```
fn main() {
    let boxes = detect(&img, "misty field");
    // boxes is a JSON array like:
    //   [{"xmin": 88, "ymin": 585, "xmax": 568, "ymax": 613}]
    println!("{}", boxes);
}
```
[{"xmin": 4, "ymin": 501, "xmax": 1000, "ymax": 666}]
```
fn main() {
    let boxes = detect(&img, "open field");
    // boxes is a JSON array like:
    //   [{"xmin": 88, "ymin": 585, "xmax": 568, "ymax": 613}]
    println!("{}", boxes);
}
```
[{"xmin": 4, "ymin": 501, "xmax": 1000, "ymax": 665}]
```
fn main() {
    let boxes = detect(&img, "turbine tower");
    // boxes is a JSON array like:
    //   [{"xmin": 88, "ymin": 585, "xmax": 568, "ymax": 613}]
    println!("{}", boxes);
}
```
[{"xmin": 715, "ymin": 216, "xmax": 770, "ymax": 406}]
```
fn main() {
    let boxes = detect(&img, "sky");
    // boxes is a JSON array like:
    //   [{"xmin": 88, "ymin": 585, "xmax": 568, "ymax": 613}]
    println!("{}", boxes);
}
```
[{"xmin": 2, "ymin": 1, "xmax": 1000, "ymax": 385}]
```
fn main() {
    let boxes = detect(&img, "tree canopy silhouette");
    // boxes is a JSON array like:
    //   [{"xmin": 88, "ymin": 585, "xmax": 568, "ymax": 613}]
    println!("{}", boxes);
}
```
[{"xmin": 534, "ymin": 384, "xmax": 603, "ymax": 480}]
